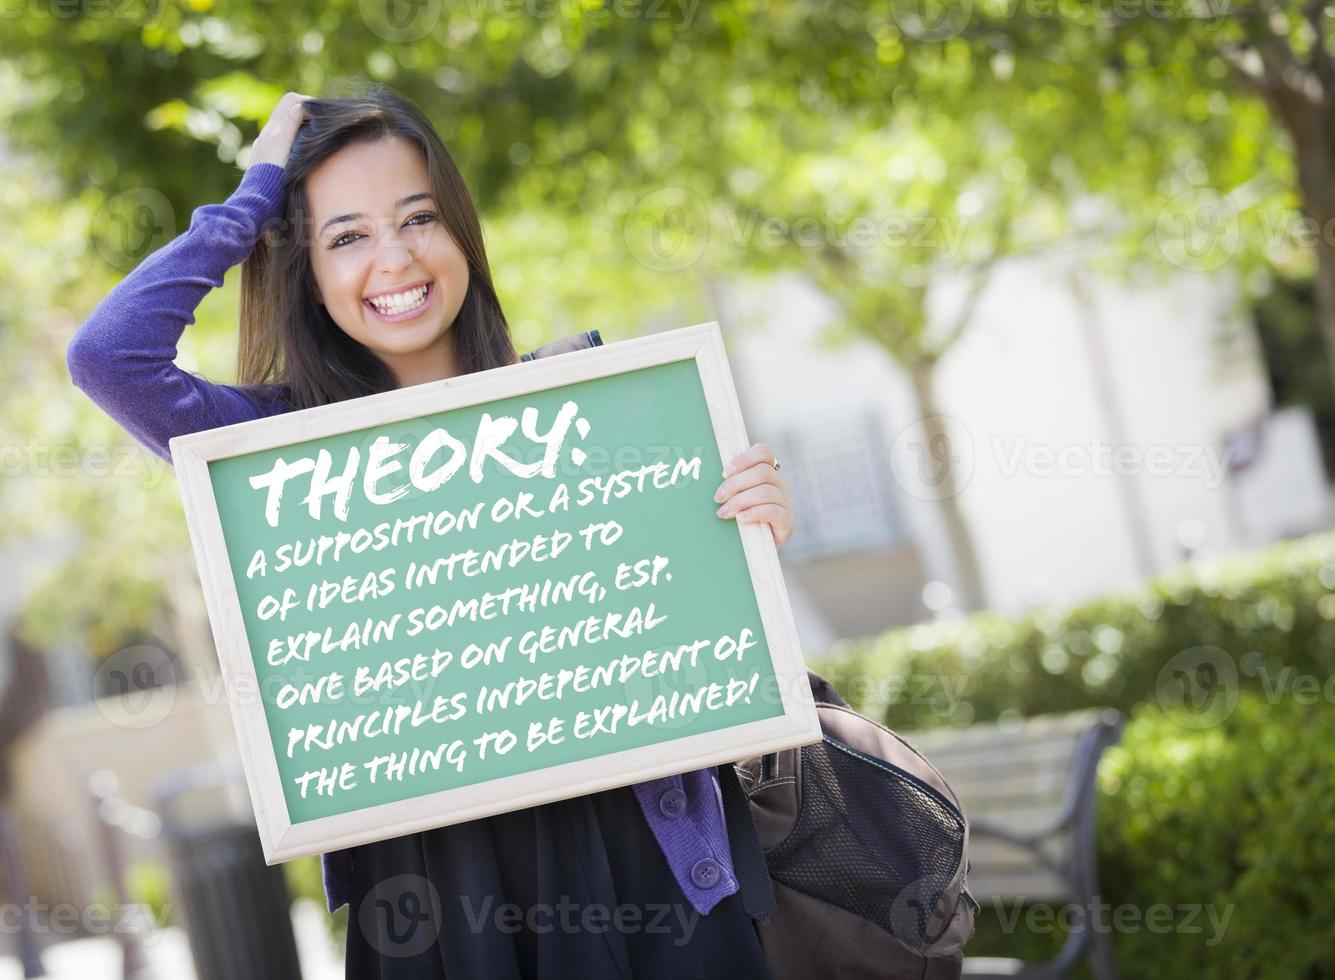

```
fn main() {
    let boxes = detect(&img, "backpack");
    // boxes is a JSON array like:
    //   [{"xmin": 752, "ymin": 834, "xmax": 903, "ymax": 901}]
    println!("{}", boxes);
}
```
[{"xmin": 719, "ymin": 672, "xmax": 977, "ymax": 980}]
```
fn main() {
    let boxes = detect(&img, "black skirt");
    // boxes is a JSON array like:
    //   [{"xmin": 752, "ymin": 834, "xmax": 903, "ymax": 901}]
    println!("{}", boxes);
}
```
[{"xmin": 344, "ymin": 783, "xmax": 773, "ymax": 980}]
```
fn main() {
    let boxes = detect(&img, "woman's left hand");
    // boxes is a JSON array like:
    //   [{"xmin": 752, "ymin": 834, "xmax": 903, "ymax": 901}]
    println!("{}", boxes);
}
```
[{"xmin": 714, "ymin": 442, "xmax": 796, "ymax": 549}]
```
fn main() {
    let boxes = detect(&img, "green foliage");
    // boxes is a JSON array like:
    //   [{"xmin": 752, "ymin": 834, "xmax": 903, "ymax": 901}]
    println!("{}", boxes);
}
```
[
  {"xmin": 1094, "ymin": 696, "xmax": 1335, "ymax": 979},
  {"xmin": 284, "ymin": 854, "xmax": 347, "ymax": 946},
  {"xmin": 124, "ymin": 858, "xmax": 175, "ymax": 928},
  {"xmin": 963, "ymin": 696, "xmax": 1335, "ymax": 979},
  {"xmin": 0, "ymin": 75, "xmax": 200, "ymax": 653},
  {"xmin": 4, "ymin": 0, "xmax": 1324, "ymax": 646},
  {"xmin": 91, "ymin": 859, "xmax": 174, "ymax": 929},
  {"xmin": 813, "ymin": 530, "xmax": 1335, "ymax": 731},
  {"xmin": 1253, "ymin": 274, "xmax": 1335, "ymax": 473},
  {"xmin": 8, "ymin": 0, "xmax": 1291, "ymax": 367},
  {"xmin": 816, "ymin": 530, "xmax": 1335, "ymax": 978}
]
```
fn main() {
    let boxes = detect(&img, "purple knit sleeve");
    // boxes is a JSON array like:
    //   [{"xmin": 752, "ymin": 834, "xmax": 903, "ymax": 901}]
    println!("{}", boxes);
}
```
[{"xmin": 66, "ymin": 163, "xmax": 291, "ymax": 463}]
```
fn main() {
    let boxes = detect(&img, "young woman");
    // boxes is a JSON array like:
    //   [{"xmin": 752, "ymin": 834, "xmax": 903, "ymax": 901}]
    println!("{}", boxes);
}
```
[{"xmin": 67, "ymin": 85, "xmax": 797, "ymax": 978}]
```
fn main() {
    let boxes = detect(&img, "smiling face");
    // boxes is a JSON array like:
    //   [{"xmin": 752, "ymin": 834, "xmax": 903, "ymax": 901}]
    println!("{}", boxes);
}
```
[{"xmin": 305, "ymin": 136, "xmax": 471, "ymax": 388}]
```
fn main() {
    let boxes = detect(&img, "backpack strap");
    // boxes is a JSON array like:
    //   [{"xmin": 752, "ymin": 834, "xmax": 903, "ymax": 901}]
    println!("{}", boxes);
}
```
[
  {"xmin": 717, "ymin": 762, "xmax": 777, "ymax": 925},
  {"xmin": 808, "ymin": 670, "xmax": 848, "ymax": 708}
]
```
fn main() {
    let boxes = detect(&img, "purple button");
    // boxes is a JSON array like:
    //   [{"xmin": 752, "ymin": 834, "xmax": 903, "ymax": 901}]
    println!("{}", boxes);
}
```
[
  {"xmin": 690, "ymin": 857, "xmax": 723, "ymax": 889},
  {"xmin": 658, "ymin": 787, "xmax": 687, "ymax": 819}
]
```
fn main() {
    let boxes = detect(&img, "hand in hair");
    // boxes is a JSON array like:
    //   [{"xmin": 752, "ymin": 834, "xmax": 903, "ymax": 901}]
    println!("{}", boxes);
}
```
[{"xmin": 247, "ymin": 91, "xmax": 315, "ymax": 172}]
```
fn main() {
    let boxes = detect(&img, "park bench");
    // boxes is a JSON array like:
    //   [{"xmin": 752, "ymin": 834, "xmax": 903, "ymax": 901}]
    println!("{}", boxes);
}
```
[{"xmin": 906, "ymin": 708, "xmax": 1123, "ymax": 980}]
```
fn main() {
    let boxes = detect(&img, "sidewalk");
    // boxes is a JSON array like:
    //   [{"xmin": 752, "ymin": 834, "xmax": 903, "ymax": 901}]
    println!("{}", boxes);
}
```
[{"xmin": 0, "ymin": 900, "xmax": 343, "ymax": 980}]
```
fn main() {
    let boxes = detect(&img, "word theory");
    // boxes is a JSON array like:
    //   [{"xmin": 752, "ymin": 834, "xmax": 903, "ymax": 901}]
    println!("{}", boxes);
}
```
[{"xmin": 248, "ymin": 401, "xmax": 589, "ymax": 526}]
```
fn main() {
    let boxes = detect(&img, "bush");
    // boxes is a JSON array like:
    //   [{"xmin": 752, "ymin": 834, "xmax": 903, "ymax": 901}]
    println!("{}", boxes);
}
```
[
  {"xmin": 124, "ymin": 859, "xmax": 173, "ymax": 928},
  {"xmin": 813, "ymin": 530, "xmax": 1335, "ymax": 731},
  {"xmin": 1094, "ymin": 695, "xmax": 1335, "ymax": 979},
  {"xmin": 960, "ymin": 697, "xmax": 1335, "ymax": 979},
  {"xmin": 810, "ymin": 530, "xmax": 1335, "ymax": 979}
]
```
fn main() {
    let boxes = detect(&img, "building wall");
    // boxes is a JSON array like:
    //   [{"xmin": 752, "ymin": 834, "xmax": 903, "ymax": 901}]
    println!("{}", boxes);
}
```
[
  {"xmin": 717, "ymin": 275, "xmax": 936, "ymax": 647},
  {"xmin": 930, "ymin": 258, "xmax": 1272, "ymax": 613},
  {"xmin": 9, "ymin": 689, "xmax": 236, "ymax": 908},
  {"xmin": 718, "ymin": 253, "xmax": 1311, "ymax": 639}
]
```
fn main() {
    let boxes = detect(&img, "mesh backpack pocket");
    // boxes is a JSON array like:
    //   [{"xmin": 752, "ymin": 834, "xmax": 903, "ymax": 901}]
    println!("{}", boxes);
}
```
[
  {"xmin": 732, "ymin": 675, "xmax": 976, "ymax": 979},
  {"xmin": 763, "ymin": 735, "xmax": 967, "ymax": 949}
]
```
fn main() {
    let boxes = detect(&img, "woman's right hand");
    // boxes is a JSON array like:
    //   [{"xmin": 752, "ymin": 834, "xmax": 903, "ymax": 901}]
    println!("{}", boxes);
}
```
[{"xmin": 246, "ymin": 91, "xmax": 314, "ymax": 171}]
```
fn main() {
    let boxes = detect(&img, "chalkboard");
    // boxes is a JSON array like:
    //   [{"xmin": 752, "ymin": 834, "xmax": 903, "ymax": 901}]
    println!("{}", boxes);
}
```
[{"xmin": 170, "ymin": 322, "xmax": 820, "ymax": 862}]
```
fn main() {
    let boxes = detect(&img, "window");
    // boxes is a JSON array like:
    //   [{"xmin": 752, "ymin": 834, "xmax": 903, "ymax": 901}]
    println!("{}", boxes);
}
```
[{"xmin": 766, "ymin": 411, "xmax": 908, "ymax": 561}]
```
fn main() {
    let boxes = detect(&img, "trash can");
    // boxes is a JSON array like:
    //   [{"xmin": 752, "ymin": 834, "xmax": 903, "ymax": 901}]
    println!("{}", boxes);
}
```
[{"xmin": 154, "ymin": 765, "xmax": 303, "ymax": 980}]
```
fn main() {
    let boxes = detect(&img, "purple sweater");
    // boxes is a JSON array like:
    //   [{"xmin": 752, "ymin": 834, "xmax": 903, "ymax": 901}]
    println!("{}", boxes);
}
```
[{"xmin": 66, "ymin": 162, "xmax": 739, "ymax": 916}]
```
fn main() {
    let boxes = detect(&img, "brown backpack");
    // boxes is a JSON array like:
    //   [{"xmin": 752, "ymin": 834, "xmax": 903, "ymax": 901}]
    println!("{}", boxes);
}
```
[{"xmin": 720, "ymin": 672, "xmax": 977, "ymax": 979}]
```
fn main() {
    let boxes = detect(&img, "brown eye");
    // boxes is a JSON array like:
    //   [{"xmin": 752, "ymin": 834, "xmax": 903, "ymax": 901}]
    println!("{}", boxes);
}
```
[{"xmin": 329, "ymin": 212, "xmax": 436, "ymax": 249}]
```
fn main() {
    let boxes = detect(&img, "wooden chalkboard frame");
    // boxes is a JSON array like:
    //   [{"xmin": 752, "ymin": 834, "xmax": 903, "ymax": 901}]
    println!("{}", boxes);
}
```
[{"xmin": 170, "ymin": 321, "xmax": 821, "ymax": 863}]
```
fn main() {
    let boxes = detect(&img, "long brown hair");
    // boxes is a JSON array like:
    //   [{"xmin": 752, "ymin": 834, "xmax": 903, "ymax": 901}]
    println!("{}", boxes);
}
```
[{"xmin": 237, "ymin": 82, "xmax": 516, "ymax": 410}]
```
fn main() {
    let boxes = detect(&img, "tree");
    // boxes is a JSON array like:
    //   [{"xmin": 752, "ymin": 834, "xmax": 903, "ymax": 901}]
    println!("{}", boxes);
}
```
[
  {"xmin": 3, "ymin": 0, "xmax": 1310, "ymax": 644},
  {"xmin": 889, "ymin": 2, "xmax": 1328, "ymax": 398}
]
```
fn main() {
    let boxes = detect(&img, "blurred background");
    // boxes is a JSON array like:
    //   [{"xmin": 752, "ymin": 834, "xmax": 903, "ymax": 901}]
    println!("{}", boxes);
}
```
[{"xmin": 2, "ymin": 1, "xmax": 1334, "ymax": 977}]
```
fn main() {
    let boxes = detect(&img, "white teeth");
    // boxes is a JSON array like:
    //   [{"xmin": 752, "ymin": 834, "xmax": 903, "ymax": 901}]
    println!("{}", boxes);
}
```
[{"xmin": 367, "ymin": 284, "xmax": 428, "ymax": 315}]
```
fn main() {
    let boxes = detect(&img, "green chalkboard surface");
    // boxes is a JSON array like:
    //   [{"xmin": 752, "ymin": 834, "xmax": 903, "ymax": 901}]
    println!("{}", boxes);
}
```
[{"xmin": 172, "ymin": 323, "xmax": 819, "ymax": 861}]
